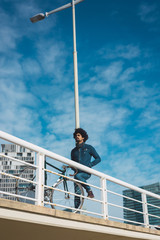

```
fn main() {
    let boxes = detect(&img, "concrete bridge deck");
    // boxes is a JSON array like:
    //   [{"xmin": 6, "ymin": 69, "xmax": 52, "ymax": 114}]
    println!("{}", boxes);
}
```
[{"xmin": 0, "ymin": 198, "xmax": 160, "ymax": 240}]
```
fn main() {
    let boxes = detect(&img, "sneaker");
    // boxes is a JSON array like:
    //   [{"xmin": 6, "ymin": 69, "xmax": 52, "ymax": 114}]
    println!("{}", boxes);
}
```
[{"xmin": 87, "ymin": 190, "xmax": 94, "ymax": 198}]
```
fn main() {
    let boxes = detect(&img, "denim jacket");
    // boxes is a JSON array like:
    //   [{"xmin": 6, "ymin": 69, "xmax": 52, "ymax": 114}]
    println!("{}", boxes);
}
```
[{"xmin": 71, "ymin": 143, "xmax": 101, "ymax": 172}]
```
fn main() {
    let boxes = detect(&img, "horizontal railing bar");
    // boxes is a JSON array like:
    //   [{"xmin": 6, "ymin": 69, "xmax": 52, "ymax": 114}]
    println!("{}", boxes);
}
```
[
  {"xmin": 148, "ymin": 213, "xmax": 160, "ymax": 220},
  {"xmin": 109, "ymin": 215, "xmax": 144, "ymax": 226},
  {"xmin": 1, "ymin": 130, "xmax": 160, "ymax": 201},
  {"xmin": 0, "ymin": 171, "xmax": 37, "ymax": 185},
  {"xmin": 44, "ymin": 168, "xmax": 102, "ymax": 191},
  {"xmin": 44, "ymin": 184, "xmax": 103, "ymax": 204},
  {"xmin": 0, "ymin": 154, "xmax": 37, "ymax": 168},
  {"xmin": 0, "ymin": 190, "xmax": 37, "ymax": 202},
  {"xmin": 122, "ymin": 194, "xmax": 143, "ymax": 204},
  {"xmin": 44, "ymin": 184, "xmax": 84, "ymax": 199},
  {"xmin": 108, "ymin": 202, "xmax": 144, "ymax": 215},
  {"xmin": 147, "ymin": 202, "xmax": 160, "ymax": 210},
  {"xmin": 107, "ymin": 189, "xmax": 143, "ymax": 204}
]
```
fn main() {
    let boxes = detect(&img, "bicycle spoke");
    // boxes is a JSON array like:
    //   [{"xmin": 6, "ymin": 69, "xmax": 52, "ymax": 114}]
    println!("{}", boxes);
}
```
[{"xmin": 50, "ymin": 179, "xmax": 84, "ymax": 212}]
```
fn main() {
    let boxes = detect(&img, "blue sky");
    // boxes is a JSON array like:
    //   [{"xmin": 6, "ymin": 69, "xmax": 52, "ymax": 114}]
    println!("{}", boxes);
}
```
[{"xmin": 0, "ymin": 0, "xmax": 160, "ymax": 187}]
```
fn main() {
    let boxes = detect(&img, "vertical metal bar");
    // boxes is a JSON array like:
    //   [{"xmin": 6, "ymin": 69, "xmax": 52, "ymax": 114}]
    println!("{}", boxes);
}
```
[
  {"xmin": 101, "ymin": 178, "xmax": 108, "ymax": 219},
  {"xmin": 142, "ymin": 193, "xmax": 149, "ymax": 227},
  {"xmin": 36, "ymin": 153, "xmax": 45, "ymax": 206},
  {"xmin": 72, "ymin": 0, "xmax": 80, "ymax": 129},
  {"xmin": 44, "ymin": 157, "xmax": 47, "ymax": 186}
]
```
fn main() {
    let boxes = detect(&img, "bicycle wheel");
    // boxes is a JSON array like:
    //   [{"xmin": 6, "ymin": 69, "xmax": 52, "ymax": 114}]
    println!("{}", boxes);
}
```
[
  {"xmin": 15, "ymin": 166, "xmax": 35, "ymax": 204},
  {"xmin": 50, "ymin": 179, "xmax": 84, "ymax": 213}
]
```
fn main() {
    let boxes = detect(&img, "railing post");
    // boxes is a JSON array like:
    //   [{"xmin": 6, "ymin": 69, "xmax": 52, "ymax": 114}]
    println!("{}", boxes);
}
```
[
  {"xmin": 142, "ymin": 193, "xmax": 149, "ymax": 227},
  {"xmin": 101, "ymin": 178, "xmax": 108, "ymax": 220},
  {"xmin": 36, "ymin": 152, "xmax": 45, "ymax": 206}
]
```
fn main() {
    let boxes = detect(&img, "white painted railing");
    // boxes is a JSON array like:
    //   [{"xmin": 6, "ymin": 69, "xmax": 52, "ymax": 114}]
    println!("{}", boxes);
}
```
[{"xmin": 0, "ymin": 130, "xmax": 160, "ymax": 228}]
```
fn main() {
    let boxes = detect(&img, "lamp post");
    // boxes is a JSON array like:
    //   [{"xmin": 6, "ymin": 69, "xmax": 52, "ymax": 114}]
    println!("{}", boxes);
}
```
[{"xmin": 30, "ymin": 0, "xmax": 84, "ymax": 129}]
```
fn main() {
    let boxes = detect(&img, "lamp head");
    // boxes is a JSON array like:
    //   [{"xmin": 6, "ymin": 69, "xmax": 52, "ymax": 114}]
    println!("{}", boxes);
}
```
[{"xmin": 30, "ymin": 13, "xmax": 45, "ymax": 23}]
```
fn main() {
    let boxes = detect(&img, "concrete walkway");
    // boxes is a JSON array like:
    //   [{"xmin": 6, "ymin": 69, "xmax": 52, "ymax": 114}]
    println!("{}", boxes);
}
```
[{"xmin": 0, "ymin": 198, "xmax": 160, "ymax": 240}]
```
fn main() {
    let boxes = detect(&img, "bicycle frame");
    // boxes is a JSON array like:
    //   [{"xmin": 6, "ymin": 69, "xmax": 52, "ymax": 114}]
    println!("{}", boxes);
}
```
[
  {"xmin": 45, "ymin": 161, "xmax": 71, "ymax": 198},
  {"xmin": 45, "ymin": 161, "xmax": 66, "ymax": 180}
]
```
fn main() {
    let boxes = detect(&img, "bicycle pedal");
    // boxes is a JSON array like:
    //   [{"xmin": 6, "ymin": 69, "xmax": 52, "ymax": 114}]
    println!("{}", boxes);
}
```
[{"xmin": 65, "ymin": 196, "xmax": 70, "ymax": 199}]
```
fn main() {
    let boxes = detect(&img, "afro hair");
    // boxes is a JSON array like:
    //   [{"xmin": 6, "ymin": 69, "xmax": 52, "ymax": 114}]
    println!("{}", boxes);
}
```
[{"xmin": 73, "ymin": 128, "xmax": 88, "ymax": 142}]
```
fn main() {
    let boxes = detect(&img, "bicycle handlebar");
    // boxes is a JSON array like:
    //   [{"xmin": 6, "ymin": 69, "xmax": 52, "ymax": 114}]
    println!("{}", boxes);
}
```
[{"xmin": 62, "ymin": 165, "xmax": 78, "ymax": 176}]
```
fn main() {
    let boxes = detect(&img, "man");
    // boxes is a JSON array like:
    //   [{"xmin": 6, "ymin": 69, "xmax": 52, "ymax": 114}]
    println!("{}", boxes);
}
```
[{"xmin": 71, "ymin": 128, "xmax": 101, "ymax": 204}]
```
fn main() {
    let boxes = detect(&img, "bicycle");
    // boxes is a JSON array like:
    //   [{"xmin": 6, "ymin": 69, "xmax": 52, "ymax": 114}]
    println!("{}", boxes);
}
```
[{"xmin": 15, "ymin": 162, "xmax": 84, "ymax": 213}]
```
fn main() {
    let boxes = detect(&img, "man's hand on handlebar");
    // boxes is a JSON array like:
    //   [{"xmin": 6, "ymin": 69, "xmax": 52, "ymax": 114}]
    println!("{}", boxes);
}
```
[{"xmin": 61, "ymin": 165, "xmax": 78, "ymax": 176}]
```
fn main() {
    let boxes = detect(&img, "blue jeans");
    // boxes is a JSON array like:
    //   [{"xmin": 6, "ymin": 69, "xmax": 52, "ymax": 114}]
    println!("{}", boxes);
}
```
[{"xmin": 74, "ymin": 172, "xmax": 91, "ymax": 208}]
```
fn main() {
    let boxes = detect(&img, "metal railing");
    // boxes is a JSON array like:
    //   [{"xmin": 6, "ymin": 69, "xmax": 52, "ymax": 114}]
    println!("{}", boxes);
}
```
[{"xmin": 0, "ymin": 130, "xmax": 160, "ymax": 228}]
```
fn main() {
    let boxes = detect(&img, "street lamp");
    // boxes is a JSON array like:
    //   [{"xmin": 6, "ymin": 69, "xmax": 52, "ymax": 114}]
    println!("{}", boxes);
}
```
[{"xmin": 30, "ymin": 0, "xmax": 84, "ymax": 129}]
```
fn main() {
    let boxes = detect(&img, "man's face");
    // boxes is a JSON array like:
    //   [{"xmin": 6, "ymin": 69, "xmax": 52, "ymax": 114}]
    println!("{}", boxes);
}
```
[{"xmin": 75, "ymin": 133, "xmax": 84, "ymax": 143}]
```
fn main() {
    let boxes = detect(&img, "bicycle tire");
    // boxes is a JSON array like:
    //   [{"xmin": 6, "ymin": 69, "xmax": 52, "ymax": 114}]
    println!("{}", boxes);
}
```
[
  {"xmin": 50, "ymin": 179, "xmax": 84, "ymax": 213},
  {"xmin": 15, "ymin": 166, "xmax": 35, "ymax": 204}
]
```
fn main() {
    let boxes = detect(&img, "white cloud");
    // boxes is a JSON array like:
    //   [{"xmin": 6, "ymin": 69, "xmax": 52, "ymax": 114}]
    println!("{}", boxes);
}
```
[
  {"xmin": 36, "ymin": 39, "xmax": 68, "ymax": 80},
  {"xmin": 79, "ymin": 96, "xmax": 130, "ymax": 150},
  {"xmin": 100, "ymin": 44, "xmax": 140, "ymax": 60},
  {"xmin": 121, "ymin": 80, "xmax": 153, "ymax": 109},
  {"xmin": 0, "ymin": 56, "xmax": 23, "ymax": 78},
  {"xmin": 138, "ymin": 2, "xmax": 159, "ymax": 23},
  {"xmin": 81, "ymin": 61, "xmax": 124, "ymax": 97},
  {"xmin": 15, "ymin": 2, "xmax": 40, "ymax": 18},
  {"xmin": 0, "ymin": 76, "xmax": 41, "ymax": 140},
  {"xmin": 81, "ymin": 60, "xmax": 141, "ymax": 100},
  {"xmin": 0, "ymin": 7, "xmax": 20, "ymax": 53},
  {"xmin": 119, "ymin": 67, "xmax": 136, "ymax": 82},
  {"xmin": 99, "ymin": 61, "xmax": 123, "ymax": 82},
  {"xmin": 137, "ymin": 102, "xmax": 160, "ymax": 128},
  {"xmin": 43, "ymin": 134, "xmax": 74, "ymax": 159},
  {"xmin": 105, "ymin": 131, "xmax": 125, "ymax": 147},
  {"xmin": 0, "ymin": 26, "xmax": 20, "ymax": 53},
  {"xmin": 21, "ymin": 58, "xmax": 42, "ymax": 78},
  {"xmin": 107, "ymin": 146, "xmax": 160, "ymax": 186}
]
